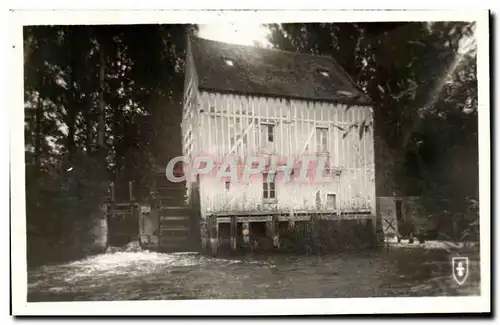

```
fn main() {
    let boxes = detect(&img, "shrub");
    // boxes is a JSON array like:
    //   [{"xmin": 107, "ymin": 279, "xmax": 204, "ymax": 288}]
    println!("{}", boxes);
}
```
[{"xmin": 398, "ymin": 219, "xmax": 415, "ymax": 239}]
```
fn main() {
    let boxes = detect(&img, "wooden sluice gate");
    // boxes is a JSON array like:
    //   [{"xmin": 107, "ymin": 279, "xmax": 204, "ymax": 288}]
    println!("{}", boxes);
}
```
[
  {"xmin": 105, "ymin": 173, "xmax": 202, "ymax": 253},
  {"xmin": 107, "ymin": 202, "xmax": 140, "ymax": 247},
  {"xmin": 137, "ymin": 170, "xmax": 201, "ymax": 252},
  {"xmin": 139, "ymin": 205, "xmax": 200, "ymax": 252}
]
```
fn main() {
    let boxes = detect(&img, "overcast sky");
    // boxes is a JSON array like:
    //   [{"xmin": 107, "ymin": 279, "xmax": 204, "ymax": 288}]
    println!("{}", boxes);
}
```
[{"xmin": 197, "ymin": 24, "xmax": 271, "ymax": 47}]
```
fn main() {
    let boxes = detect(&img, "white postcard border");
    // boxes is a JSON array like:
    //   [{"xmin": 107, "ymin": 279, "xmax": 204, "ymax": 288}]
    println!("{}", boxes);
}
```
[{"xmin": 9, "ymin": 9, "xmax": 491, "ymax": 315}]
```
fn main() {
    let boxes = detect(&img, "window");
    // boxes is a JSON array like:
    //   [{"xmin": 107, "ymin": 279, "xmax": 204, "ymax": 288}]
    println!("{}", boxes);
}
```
[
  {"xmin": 316, "ymin": 127, "xmax": 328, "ymax": 153},
  {"xmin": 327, "ymin": 194, "xmax": 337, "ymax": 210},
  {"xmin": 260, "ymin": 123, "xmax": 274, "ymax": 147},
  {"xmin": 267, "ymin": 125, "xmax": 274, "ymax": 142},
  {"xmin": 262, "ymin": 173, "xmax": 276, "ymax": 200},
  {"xmin": 337, "ymin": 90, "xmax": 353, "ymax": 97},
  {"xmin": 261, "ymin": 123, "xmax": 274, "ymax": 142}
]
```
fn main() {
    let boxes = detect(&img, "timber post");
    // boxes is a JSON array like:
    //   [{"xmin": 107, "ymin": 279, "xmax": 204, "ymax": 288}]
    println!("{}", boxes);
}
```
[
  {"xmin": 311, "ymin": 213, "xmax": 320, "ymax": 252},
  {"xmin": 265, "ymin": 218, "xmax": 273, "ymax": 247},
  {"xmin": 200, "ymin": 221, "xmax": 208, "ymax": 252},
  {"xmin": 230, "ymin": 216, "xmax": 237, "ymax": 251},
  {"xmin": 265, "ymin": 216, "xmax": 277, "ymax": 249},
  {"xmin": 288, "ymin": 210, "xmax": 295, "ymax": 230},
  {"xmin": 207, "ymin": 216, "xmax": 218, "ymax": 255},
  {"xmin": 242, "ymin": 221, "xmax": 250, "ymax": 249},
  {"xmin": 272, "ymin": 215, "xmax": 280, "ymax": 248}
]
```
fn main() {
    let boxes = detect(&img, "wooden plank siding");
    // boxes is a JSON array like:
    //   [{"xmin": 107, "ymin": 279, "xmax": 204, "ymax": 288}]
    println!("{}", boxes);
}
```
[
  {"xmin": 188, "ymin": 91, "xmax": 376, "ymax": 219},
  {"xmin": 181, "ymin": 37, "xmax": 201, "ymax": 202}
]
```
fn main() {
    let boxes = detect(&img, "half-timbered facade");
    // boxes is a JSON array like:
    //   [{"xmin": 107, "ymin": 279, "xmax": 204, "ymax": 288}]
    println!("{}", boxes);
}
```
[{"xmin": 181, "ymin": 35, "xmax": 376, "ymax": 251}]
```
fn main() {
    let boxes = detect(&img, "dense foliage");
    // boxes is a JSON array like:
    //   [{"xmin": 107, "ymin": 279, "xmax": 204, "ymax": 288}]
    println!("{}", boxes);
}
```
[
  {"xmin": 266, "ymin": 22, "xmax": 478, "ymax": 240},
  {"xmin": 24, "ymin": 25, "xmax": 197, "ymax": 266}
]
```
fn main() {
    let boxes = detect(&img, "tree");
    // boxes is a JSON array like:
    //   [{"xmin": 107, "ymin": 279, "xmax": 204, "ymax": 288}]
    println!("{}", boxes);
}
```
[
  {"xmin": 266, "ymin": 22, "xmax": 477, "ymax": 197},
  {"xmin": 266, "ymin": 22, "xmax": 478, "ymax": 239},
  {"xmin": 24, "ymin": 24, "xmax": 198, "ymax": 266}
]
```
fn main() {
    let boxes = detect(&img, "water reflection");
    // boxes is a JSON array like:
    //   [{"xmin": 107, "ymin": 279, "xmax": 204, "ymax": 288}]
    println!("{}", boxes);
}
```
[{"xmin": 28, "ymin": 248, "xmax": 480, "ymax": 301}]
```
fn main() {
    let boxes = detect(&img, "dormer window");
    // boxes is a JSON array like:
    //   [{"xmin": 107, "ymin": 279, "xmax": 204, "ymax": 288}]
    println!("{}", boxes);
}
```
[
  {"xmin": 337, "ymin": 90, "xmax": 353, "ymax": 97},
  {"xmin": 224, "ymin": 58, "xmax": 234, "ymax": 67},
  {"xmin": 318, "ymin": 69, "xmax": 330, "ymax": 77}
]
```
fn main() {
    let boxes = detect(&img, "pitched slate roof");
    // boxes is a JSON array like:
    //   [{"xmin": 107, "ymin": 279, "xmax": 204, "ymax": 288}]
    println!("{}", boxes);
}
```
[{"xmin": 189, "ymin": 36, "xmax": 371, "ymax": 105}]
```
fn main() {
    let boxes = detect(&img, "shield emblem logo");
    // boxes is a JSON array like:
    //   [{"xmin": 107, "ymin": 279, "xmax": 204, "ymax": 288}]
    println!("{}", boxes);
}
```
[{"xmin": 452, "ymin": 257, "xmax": 469, "ymax": 285}]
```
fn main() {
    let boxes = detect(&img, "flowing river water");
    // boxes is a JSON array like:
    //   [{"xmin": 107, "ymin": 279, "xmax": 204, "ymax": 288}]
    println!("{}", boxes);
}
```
[{"xmin": 27, "ymin": 247, "xmax": 480, "ymax": 301}]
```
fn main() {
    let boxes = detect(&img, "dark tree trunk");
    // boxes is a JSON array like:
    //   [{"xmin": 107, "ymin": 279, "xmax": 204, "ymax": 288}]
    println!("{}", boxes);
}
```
[
  {"xmin": 84, "ymin": 95, "xmax": 94, "ymax": 154},
  {"xmin": 96, "ymin": 35, "xmax": 108, "ymax": 197},
  {"xmin": 34, "ymin": 95, "xmax": 43, "ymax": 176},
  {"xmin": 98, "ymin": 46, "xmax": 105, "ymax": 150},
  {"xmin": 66, "ymin": 29, "xmax": 78, "ymax": 162}
]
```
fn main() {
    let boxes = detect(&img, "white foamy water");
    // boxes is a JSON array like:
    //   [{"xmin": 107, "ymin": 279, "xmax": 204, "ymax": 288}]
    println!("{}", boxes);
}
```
[
  {"xmin": 32, "ymin": 250, "xmax": 221, "ymax": 284},
  {"xmin": 28, "ymin": 248, "xmax": 481, "ymax": 301}
]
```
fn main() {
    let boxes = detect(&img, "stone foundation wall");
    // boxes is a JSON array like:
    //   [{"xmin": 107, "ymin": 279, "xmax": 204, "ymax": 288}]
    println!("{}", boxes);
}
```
[{"xmin": 89, "ymin": 203, "xmax": 108, "ymax": 253}]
